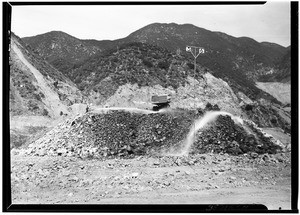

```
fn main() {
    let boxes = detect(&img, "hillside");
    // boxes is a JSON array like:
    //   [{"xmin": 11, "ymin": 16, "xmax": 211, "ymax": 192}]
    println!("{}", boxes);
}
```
[
  {"xmin": 22, "ymin": 31, "xmax": 101, "ymax": 75},
  {"xmin": 22, "ymin": 23, "xmax": 289, "ymax": 103},
  {"xmin": 10, "ymin": 32, "xmax": 86, "ymax": 148},
  {"xmin": 258, "ymin": 47, "xmax": 291, "ymax": 83},
  {"xmin": 256, "ymin": 82, "xmax": 291, "ymax": 105},
  {"xmin": 14, "ymin": 31, "xmax": 291, "ymax": 141},
  {"xmin": 121, "ymin": 23, "xmax": 289, "ymax": 99},
  {"xmin": 68, "ymin": 42, "xmax": 243, "ymax": 114},
  {"xmin": 10, "ymin": 32, "xmax": 85, "ymax": 117}
]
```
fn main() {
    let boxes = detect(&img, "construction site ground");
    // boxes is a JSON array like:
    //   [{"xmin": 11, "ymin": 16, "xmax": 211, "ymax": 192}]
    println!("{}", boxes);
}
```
[{"xmin": 11, "ymin": 151, "xmax": 291, "ymax": 210}]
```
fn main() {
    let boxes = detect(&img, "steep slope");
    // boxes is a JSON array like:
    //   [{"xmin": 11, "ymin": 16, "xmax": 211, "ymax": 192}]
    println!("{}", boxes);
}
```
[{"xmin": 10, "ymin": 32, "xmax": 85, "ymax": 118}]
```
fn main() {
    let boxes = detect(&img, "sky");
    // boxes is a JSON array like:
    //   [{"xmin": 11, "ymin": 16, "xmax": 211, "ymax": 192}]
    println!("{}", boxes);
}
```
[{"xmin": 11, "ymin": 2, "xmax": 291, "ymax": 47}]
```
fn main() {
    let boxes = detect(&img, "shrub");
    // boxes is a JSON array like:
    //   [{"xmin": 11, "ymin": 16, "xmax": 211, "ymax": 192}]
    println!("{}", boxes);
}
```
[
  {"xmin": 270, "ymin": 118, "xmax": 277, "ymax": 124},
  {"xmin": 212, "ymin": 104, "xmax": 220, "ymax": 111},
  {"xmin": 205, "ymin": 103, "xmax": 220, "ymax": 111},
  {"xmin": 205, "ymin": 102, "xmax": 213, "ymax": 110},
  {"xmin": 28, "ymin": 100, "xmax": 39, "ymax": 111},
  {"xmin": 53, "ymin": 81, "xmax": 59, "ymax": 88},
  {"xmin": 42, "ymin": 109, "xmax": 49, "ymax": 116},
  {"xmin": 158, "ymin": 61, "xmax": 170, "ymax": 70},
  {"xmin": 245, "ymin": 104, "xmax": 254, "ymax": 111},
  {"xmin": 187, "ymin": 62, "xmax": 194, "ymax": 70},
  {"xmin": 34, "ymin": 93, "xmax": 42, "ymax": 101},
  {"xmin": 142, "ymin": 58, "xmax": 153, "ymax": 68}
]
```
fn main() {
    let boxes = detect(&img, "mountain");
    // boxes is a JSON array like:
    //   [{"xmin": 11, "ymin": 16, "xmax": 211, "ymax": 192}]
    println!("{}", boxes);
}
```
[
  {"xmin": 10, "ymin": 32, "xmax": 85, "ymax": 118},
  {"xmin": 12, "ymin": 28, "xmax": 291, "ymax": 149},
  {"xmin": 22, "ymin": 23, "xmax": 290, "ymax": 103},
  {"xmin": 69, "ymin": 42, "xmax": 284, "ymax": 115},
  {"xmin": 122, "ymin": 23, "xmax": 288, "ymax": 81},
  {"xmin": 22, "ymin": 31, "xmax": 101, "ymax": 75}
]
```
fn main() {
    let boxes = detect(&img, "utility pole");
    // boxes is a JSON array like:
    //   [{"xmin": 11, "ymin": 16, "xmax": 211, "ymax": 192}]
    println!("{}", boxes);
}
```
[
  {"xmin": 186, "ymin": 46, "xmax": 205, "ymax": 148},
  {"xmin": 186, "ymin": 46, "xmax": 205, "ymax": 82}
]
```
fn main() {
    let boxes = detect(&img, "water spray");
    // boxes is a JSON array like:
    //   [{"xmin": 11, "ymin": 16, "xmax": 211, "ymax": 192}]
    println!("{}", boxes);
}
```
[{"xmin": 174, "ymin": 111, "xmax": 244, "ymax": 156}]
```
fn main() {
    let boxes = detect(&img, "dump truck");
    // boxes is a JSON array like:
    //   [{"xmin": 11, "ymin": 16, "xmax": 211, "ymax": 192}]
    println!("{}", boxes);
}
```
[{"xmin": 151, "ymin": 94, "xmax": 171, "ymax": 111}]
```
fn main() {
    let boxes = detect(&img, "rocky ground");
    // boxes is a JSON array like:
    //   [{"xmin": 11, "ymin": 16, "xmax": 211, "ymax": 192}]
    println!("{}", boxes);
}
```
[
  {"xmin": 11, "ymin": 152, "xmax": 291, "ymax": 209},
  {"xmin": 10, "ymin": 109, "xmax": 291, "ymax": 210},
  {"xmin": 12, "ymin": 109, "xmax": 284, "ymax": 159}
]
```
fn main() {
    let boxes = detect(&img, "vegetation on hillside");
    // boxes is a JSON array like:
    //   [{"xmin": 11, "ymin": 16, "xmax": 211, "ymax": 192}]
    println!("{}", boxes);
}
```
[
  {"xmin": 70, "ymin": 42, "xmax": 206, "ymax": 94},
  {"xmin": 21, "ymin": 23, "xmax": 288, "ymax": 104},
  {"xmin": 67, "ymin": 41, "xmax": 280, "ymax": 105}
]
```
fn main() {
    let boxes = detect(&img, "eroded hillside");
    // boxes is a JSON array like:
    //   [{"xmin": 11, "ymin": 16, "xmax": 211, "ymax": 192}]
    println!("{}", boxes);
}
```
[
  {"xmin": 10, "ymin": 33, "xmax": 85, "ymax": 118},
  {"xmin": 10, "ymin": 33, "xmax": 86, "ymax": 148}
]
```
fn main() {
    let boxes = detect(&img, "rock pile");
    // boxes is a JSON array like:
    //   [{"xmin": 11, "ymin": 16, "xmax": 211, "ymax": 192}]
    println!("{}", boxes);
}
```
[
  {"xmin": 191, "ymin": 115, "xmax": 282, "ymax": 155},
  {"xmin": 14, "ymin": 109, "xmax": 282, "ymax": 159}
]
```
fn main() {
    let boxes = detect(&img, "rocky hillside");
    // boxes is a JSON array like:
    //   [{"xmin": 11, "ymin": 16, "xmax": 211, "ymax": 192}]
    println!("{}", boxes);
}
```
[{"xmin": 10, "ymin": 32, "xmax": 85, "ymax": 118}]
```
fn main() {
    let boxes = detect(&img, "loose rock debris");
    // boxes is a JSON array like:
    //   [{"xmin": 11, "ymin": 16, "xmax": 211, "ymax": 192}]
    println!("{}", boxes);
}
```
[
  {"xmin": 13, "ymin": 109, "xmax": 283, "ymax": 159},
  {"xmin": 11, "ymin": 152, "xmax": 291, "ymax": 206}
]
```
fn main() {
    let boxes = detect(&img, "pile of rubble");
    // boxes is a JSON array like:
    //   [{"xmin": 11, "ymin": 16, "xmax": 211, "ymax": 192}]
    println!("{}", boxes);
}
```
[
  {"xmin": 191, "ymin": 115, "xmax": 282, "ymax": 155},
  {"xmin": 13, "ymin": 109, "xmax": 283, "ymax": 159}
]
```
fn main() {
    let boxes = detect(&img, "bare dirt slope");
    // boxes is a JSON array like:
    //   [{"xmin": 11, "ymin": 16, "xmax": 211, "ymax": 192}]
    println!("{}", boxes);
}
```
[
  {"xmin": 256, "ymin": 82, "xmax": 290, "ymax": 105},
  {"xmin": 11, "ymin": 152, "xmax": 291, "ymax": 210},
  {"xmin": 103, "ymin": 73, "xmax": 242, "ymax": 116},
  {"xmin": 11, "ymin": 40, "xmax": 69, "ymax": 117}
]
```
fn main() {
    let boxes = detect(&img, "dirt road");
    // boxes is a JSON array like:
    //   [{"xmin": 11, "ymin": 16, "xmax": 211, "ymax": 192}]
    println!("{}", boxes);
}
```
[{"xmin": 11, "ymin": 152, "xmax": 291, "ymax": 210}]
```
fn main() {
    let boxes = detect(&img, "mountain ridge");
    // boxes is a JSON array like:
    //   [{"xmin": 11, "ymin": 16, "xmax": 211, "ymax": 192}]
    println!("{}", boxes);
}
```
[{"xmin": 20, "ymin": 22, "xmax": 290, "ymax": 103}]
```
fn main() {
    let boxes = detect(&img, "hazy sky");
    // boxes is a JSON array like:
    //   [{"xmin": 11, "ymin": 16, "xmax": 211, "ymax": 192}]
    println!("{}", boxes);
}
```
[{"xmin": 11, "ymin": 2, "xmax": 291, "ymax": 47}]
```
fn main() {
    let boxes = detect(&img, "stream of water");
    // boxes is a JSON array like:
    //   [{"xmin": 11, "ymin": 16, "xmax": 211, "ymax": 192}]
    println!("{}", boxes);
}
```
[{"xmin": 176, "ymin": 111, "xmax": 244, "ymax": 156}]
